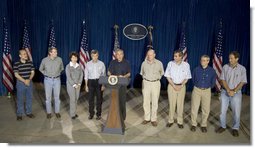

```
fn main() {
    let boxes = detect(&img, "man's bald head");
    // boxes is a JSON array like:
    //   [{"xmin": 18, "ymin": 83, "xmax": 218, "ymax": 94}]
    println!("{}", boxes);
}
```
[{"xmin": 146, "ymin": 49, "xmax": 156, "ymax": 61}]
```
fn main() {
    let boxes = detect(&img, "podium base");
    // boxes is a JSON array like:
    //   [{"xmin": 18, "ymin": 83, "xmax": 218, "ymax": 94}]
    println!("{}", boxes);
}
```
[{"xmin": 102, "ymin": 126, "xmax": 125, "ymax": 135}]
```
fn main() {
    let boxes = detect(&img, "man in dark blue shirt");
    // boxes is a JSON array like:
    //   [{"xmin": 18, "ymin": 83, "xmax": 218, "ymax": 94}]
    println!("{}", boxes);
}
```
[
  {"xmin": 190, "ymin": 55, "xmax": 216, "ymax": 133},
  {"xmin": 108, "ymin": 49, "xmax": 131, "ymax": 122}
]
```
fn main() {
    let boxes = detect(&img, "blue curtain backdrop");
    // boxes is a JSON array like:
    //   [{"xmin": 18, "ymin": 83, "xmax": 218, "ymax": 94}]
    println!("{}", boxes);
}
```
[{"xmin": 0, "ymin": 0, "xmax": 250, "ymax": 95}]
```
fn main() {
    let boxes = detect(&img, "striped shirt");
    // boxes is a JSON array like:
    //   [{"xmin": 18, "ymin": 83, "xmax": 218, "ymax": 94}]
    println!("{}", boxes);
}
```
[{"xmin": 13, "ymin": 60, "xmax": 35, "ymax": 79}]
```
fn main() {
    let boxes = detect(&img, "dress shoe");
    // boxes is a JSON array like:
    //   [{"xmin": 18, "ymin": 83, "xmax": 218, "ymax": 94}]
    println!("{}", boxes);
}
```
[
  {"xmin": 166, "ymin": 123, "xmax": 173, "ymax": 128},
  {"xmin": 47, "ymin": 113, "xmax": 52, "ymax": 119},
  {"xmin": 201, "ymin": 127, "xmax": 207, "ymax": 133},
  {"xmin": 17, "ymin": 116, "xmax": 22, "ymax": 121},
  {"xmin": 232, "ymin": 129, "xmax": 239, "ymax": 137},
  {"xmin": 178, "ymin": 124, "xmax": 184, "ymax": 129},
  {"xmin": 216, "ymin": 127, "xmax": 226, "ymax": 133},
  {"xmin": 88, "ymin": 115, "xmax": 93, "ymax": 120},
  {"xmin": 141, "ymin": 120, "xmax": 150, "ymax": 125},
  {"xmin": 190, "ymin": 126, "xmax": 196, "ymax": 132},
  {"xmin": 26, "ymin": 114, "xmax": 35, "ymax": 118},
  {"xmin": 72, "ymin": 114, "xmax": 78, "ymax": 119},
  {"xmin": 151, "ymin": 121, "xmax": 158, "ymax": 127},
  {"xmin": 56, "ymin": 113, "xmax": 61, "ymax": 118},
  {"xmin": 96, "ymin": 116, "xmax": 101, "ymax": 120}
]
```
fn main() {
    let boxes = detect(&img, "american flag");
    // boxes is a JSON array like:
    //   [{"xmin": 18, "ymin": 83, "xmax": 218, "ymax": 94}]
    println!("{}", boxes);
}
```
[
  {"xmin": 79, "ymin": 20, "xmax": 90, "ymax": 70},
  {"xmin": 213, "ymin": 19, "xmax": 224, "ymax": 92},
  {"xmin": 48, "ymin": 21, "xmax": 56, "ymax": 48},
  {"xmin": 2, "ymin": 18, "xmax": 14, "ymax": 92},
  {"xmin": 22, "ymin": 21, "xmax": 32, "ymax": 61},
  {"xmin": 179, "ymin": 22, "xmax": 188, "ymax": 62},
  {"xmin": 112, "ymin": 25, "xmax": 120, "ymax": 60}
]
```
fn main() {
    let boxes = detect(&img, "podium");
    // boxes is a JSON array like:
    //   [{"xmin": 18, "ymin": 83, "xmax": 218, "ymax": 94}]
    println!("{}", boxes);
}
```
[{"xmin": 99, "ymin": 76, "xmax": 129, "ymax": 135}]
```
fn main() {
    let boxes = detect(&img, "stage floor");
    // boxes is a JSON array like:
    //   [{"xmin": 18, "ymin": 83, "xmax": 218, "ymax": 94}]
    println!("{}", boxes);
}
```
[{"xmin": 0, "ymin": 83, "xmax": 250, "ymax": 144}]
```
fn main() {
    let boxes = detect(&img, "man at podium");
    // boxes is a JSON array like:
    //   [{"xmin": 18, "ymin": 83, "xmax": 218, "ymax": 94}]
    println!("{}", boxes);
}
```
[{"xmin": 107, "ymin": 48, "xmax": 131, "ymax": 122}]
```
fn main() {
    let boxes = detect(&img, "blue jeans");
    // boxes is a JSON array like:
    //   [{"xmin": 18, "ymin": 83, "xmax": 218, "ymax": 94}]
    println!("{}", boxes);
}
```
[
  {"xmin": 44, "ymin": 77, "xmax": 61, "ymax": 113},
  {"xmin": 220, "ymin": 89, "xmax": 242, "ymax": 130},
  {"xmin": 16, "ymin": 80, "xmax": 33, "ymax": 116}
]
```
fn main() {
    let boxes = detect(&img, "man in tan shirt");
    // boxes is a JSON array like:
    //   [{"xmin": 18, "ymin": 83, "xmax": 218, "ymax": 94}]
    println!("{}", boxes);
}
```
[{"xmin": 140, "ymin": 49, "xmax": 164, "ymax": 127}]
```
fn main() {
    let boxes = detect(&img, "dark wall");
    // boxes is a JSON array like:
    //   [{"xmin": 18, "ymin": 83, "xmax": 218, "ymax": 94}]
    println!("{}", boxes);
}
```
[{"xmin": 0, "ymin": 0, "xmax": 250, "ymax": 95}]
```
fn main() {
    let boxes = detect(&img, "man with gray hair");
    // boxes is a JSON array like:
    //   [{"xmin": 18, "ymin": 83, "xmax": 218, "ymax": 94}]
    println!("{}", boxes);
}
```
[
  {"xmin": 140, "ymin": 49, "xmax": 164, "ymax": 127},
  {"xmin": 190, "ymin": 55, "xmax": 216, "ymax": 133},
  {"xmin": 108, "ymin": 48, "xmax": 131, "ymax": 122}
]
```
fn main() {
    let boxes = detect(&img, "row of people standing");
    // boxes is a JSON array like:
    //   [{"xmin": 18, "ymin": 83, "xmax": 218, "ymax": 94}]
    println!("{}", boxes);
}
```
[
  {"xmin": 140, "ymin": 49, "xmax": 247, "ymax": 137},
  {"xmin": 39, "ymin": 48, "xmax": 130, "ymax": 121},
  {"xmin": 13, "ymin": 47, "xmax": 247, "ymax": 137}
]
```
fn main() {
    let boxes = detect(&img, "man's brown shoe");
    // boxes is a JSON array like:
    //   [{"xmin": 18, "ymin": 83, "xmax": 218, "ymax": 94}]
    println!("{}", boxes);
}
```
[
  {"xmin": 232, "ymin": 129, "xmax": 239, "ymax": 137},
  {"xmin": 141, "ymin": 120, "xmax": 150, "ymax": 125},
  {"xmin": 216, "ymin": 127, "xmax": 226, "ymax": 133},
  {"xmin": 151, "ymin": 121, "xmax": 158, "ymax": 127}
]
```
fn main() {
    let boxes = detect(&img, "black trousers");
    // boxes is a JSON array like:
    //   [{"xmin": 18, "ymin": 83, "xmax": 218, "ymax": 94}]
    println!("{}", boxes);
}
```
[
  {"xmin": 119, "ymin": 86, "xmax": 127, "ymax": 121},
  {"xmin": 88, "ymin": 79, "xmax": 102, "ymax": 117}
]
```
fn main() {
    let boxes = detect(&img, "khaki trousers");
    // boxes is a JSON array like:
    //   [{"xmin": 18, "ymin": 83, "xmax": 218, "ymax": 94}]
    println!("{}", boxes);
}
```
[
  {"xmin": 191, "ymin": 86, "xmax": 211, "ymax": 127},
  {"xmin": 142, "ymin": 80, "xmax": 161, "ymax": 122},
  {"xmin": 167, "ymin": 84, "xmax": 186, "ymax": 124}
]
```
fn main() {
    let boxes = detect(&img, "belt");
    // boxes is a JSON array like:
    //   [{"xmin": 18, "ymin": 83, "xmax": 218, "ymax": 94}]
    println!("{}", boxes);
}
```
[
  {"xmin": 45, "ymin": 75, "xmax": 60, "ymax": 79},
  {"xmin": 144, "ymin": 78, "xmax": 159, "ymax": 82},
  {"xmin": 88, "ymin": 79, "xmax": 99, "ymax": 81},
  {"xmin": 196, "ymin": 87, "xmax": 210, "ymax": 90},
  {"xmin": 174, "ymin": 83, "xmax": 182, "ymax": 86}
]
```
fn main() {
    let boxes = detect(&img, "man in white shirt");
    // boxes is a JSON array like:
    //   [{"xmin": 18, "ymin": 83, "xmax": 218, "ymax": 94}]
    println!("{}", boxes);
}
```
[
  {"xmin": 84, "ymin": 50, "xmax": 106, "ymax": 120},
  {"xmin": 164, "ymin": 49, "xmax": 191, "ymax": 129}
]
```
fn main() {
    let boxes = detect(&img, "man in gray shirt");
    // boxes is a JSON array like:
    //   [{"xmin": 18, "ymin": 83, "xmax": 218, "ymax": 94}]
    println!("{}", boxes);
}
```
[
  {"xmin": 216, "ymin": 51, "xmax": 247, "ymax": 137},
  {"xmin": 39, "ymin": 47, "xmax": 64, "ymax": 119}
]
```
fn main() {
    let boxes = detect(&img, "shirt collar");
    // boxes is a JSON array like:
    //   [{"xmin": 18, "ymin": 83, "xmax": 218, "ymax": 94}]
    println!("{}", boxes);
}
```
[
  {"xmin": 146, "ymin": 59, "xmax": 156, "ymax": 64},
  {"xmin": 70, "ymin": 62, "xmax": 79, "ymax": 68},
  {"xmin": 200, "ymin": 65, "xmax": 208, "ymax": 70},
  {"xmin": 229, "ymin": 63, "xmax": 239, "ymax": 69}
]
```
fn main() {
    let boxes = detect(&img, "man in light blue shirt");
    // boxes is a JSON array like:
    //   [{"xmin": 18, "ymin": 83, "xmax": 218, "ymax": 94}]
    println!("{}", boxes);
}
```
[{"xmin": 84, "ymin": 50, "xmax": 106, "ymax": 120}]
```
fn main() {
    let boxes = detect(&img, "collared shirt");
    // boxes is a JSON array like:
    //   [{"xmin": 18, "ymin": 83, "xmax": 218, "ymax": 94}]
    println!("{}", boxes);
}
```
[
  {"xmin": 13, "ymin": 60, "xmax": 35, "ymax": 79},
  {"xmin": 65, "ymin": 63, "xmax": 83, "ymax": 86},
  {"xmin": 220, "ymin": 63, "xmax": 247, "ymax": 89},
  {"xmin": 39, "ymin": 56, "xmax": 64, "ymax": 77},
  {"xmin": 84, "ymin": 60, "xmax": 106, "ymax": 80},
  {"xmin": 108, "ymin": 59, "xmax": 131, "ymax": 76},
  {"xmin": 69, "ymin": 62, "xmax": 79, "ymax": 68},
  {"xmin": 192, "ymin": 65, "xmax": 216, "ymax": 88},
  {"xmin": 164, "ymin": 61, "xmax": 192, "ymax": 84},
  {"xmin": 140, "ymin": 59, "xmax": 164, "ymax": 81}
]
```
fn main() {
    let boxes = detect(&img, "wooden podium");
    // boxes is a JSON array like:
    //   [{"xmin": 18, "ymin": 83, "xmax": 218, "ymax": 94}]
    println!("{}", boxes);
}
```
[{"xmin": 99, "ymin": 76, "xmax": 129, "ymax": 135}]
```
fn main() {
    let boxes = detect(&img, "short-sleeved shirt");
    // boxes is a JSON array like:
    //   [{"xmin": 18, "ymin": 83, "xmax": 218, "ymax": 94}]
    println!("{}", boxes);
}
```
[
  {"xmin": 140, "ymin": 59, "xmax": 164, "ymax": 81},
  {"xmin": 108, "ymin": 59, "xmax": 131, "ymax": 76},
  {"xmin": 164, "ymin": 61, "xmax": 192, "ymax": 84},
  {"xmin": 13, "ymin": 60, "xmax": 35, "ymax": 79},
  {"xmin": 192, "ymin": 65, "xmax": 216, "ymax": 88},
  {"xmin": 220, "ymin": 63, "xmax": 247, "ymax": 89},
  {"xmin": 39, "ymin": 56, "xmax": 64, "ymax": 77}
]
